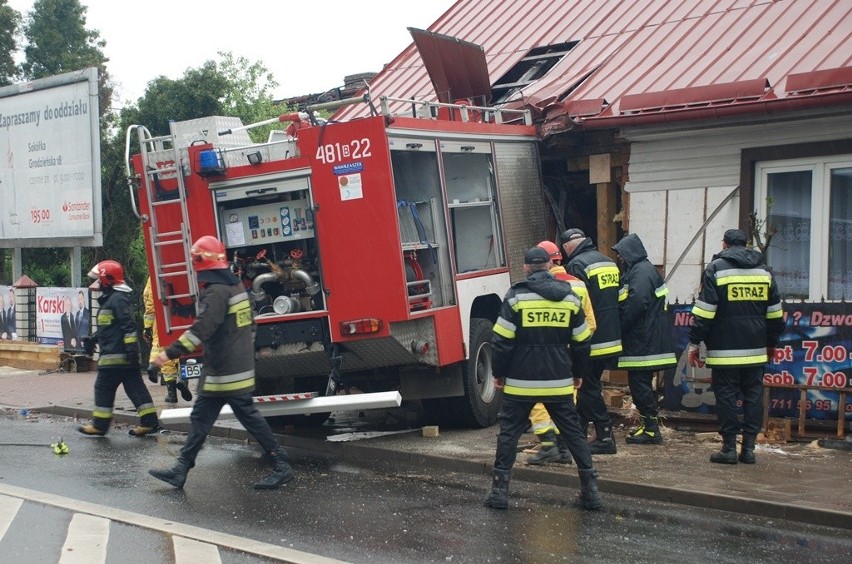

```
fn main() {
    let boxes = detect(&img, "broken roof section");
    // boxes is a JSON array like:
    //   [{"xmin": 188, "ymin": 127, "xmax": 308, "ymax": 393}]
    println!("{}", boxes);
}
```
[{"xmin": 336, "ymin": 0, "xmax": 852, "ymax": 136}]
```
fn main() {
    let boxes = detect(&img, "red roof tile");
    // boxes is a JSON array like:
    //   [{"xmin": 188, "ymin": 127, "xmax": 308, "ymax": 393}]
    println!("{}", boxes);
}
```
[{"xmin": 336, "ymin": 0, "xmax": 852, "ymax": 132}]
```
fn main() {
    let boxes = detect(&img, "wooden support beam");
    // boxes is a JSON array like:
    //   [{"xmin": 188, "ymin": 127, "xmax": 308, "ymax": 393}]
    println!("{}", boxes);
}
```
[{"xmin": 596, "ymin": 182, "xmax": 617, "ymax": 259}]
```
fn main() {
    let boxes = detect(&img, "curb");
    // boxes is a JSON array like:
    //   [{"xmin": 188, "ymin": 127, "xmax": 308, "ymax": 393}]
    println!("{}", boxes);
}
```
[{"xmin": 33, "ymin": 405, "xmax": 852, "ymax": 531}]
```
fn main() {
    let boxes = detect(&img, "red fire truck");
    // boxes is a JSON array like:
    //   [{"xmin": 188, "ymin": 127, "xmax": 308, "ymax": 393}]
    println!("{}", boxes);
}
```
[{"xmin": 126, "ymin": 95, "xmax": 547, "ymax": 427}]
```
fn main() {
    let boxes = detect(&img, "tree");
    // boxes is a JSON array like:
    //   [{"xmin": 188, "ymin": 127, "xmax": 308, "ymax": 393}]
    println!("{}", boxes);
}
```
[
  {"xmin": 217, "ymin": 52, "xmax": 281, "ymax": 142},
  {"xmin": 0, "ymin": 0, "xmax": 21, "ymax": 86},
  {"xmin": 15, "ymin": 0, "xmax": 115, "ymax": 287},
  {"xmin": 104, "ymin": 53, "xmax": 284, "ymax": 291}
]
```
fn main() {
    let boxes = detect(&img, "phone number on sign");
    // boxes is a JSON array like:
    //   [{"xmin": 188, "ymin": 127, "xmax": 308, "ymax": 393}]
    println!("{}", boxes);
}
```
[
  {"xmin": 763, "ymin": 369, "xmax": 850, "ymax": 389},
  {"xmin": 770, "ymin": 398, "xmax": 836, "ymax": 412}
]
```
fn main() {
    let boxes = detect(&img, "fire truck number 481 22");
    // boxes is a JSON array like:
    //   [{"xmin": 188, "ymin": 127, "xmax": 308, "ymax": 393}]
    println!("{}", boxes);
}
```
[{"xmin": 315, "ymin": 139, "xmax": 372, "ymax": 164}]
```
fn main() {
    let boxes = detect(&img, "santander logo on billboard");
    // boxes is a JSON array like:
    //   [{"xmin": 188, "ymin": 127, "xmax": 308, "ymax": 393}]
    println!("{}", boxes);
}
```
[{"xmin": 62, "ymin": 200, "xmax": 92, "ymax": 221}]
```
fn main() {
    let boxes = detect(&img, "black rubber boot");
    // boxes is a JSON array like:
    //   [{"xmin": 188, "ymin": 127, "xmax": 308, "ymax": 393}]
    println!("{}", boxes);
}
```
[
  {"xmin": 164, "ymin": 382, "xmax": 178, "ymax": 403},
  {"xmin": 739, "ymin": 434, "xmax": 756, "ymax": 464},
  {"xmin": 711, "ymin": 435, "xmax": 738, "ymax": 464},
  {"xmin": 527, "ymin": 430, "xmax": 562, "ymax": 465},
  {"xmin": 588, "ymin": 421, "xmax": 618, "ymax": 454},
  {"xmin": 128, "ymin": 422, "xmax": 161, "ymax": 437},
  {"xmin": 577, "ymin": 468, "xmax": 602, "ymax": 510},
  {"xmin": 625, "ymin": 416, "xmax": 663, "ymax": 445},
  {"xmin": 556, "ymin": 433, "xmax": 573, "ymax": 464},
  {"xmin": 77, "ymin": 423, "xmax": 108, "ymax": 436},
  {"xmin": 149, "ymin": 458, "xmax": 192, "ymax": 488},
  {"xmin": 175, "ymin": 379, "xmax": 193, "ymax": 402},
  {"xmin": 254, "ymin": 448, "xmax": 294, "ymax": 490},
  {"xmin": 484, "ymin": 469, "xmax": 510, "ymax": 509}
]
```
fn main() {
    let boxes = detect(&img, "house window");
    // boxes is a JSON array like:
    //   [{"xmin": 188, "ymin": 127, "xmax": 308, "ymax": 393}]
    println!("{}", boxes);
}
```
[
  {"xmin": 492, "ymin": 41, "xmax": 578, "ymax": 104},
  {"xmin": 755, "ymin": 156, "xmax": 852, "ymax": 300}
]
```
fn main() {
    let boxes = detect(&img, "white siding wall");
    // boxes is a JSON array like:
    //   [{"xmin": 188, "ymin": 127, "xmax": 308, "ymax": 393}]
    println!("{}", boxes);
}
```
[{"xmin": 622, "ymin": 113, "xmax": 852, "ymax": 303}]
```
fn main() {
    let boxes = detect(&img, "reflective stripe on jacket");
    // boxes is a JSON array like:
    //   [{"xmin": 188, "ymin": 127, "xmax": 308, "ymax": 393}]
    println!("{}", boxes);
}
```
[
  {"xmin": 612, "ymin": 234, "xmax": 677, "ymax": 370},
  {"xmin": 492, "ymin": 270, "xmax": 591, "ymax": 400},
  {"xmin": 165, "ymin": 270, "xmax": 256, "ymax": 397},
  {"xmin": 689, "ymin": 246, "xmax": 784, "ymax": 367},
  {"xmin": 564, "ymin": 238, "xmax": 622, "ymax": 358},
  {"xmin": 94, "ymin": 287, "xmax": 139, "ymax": 370}
]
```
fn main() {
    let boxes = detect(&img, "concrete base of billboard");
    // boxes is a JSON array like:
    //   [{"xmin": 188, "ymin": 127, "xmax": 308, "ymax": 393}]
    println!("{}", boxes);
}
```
[{"xmin": 0, "ymin": 342, "xmax": 62, "ymax": 371}]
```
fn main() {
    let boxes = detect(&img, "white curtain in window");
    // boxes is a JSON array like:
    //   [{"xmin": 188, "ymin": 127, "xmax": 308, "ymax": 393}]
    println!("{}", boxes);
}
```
[
  {"xmin": 828, "ymin": 167, "xmax": 852, "ymax": 299},
  {"xmin": 767, "ymin": 171, "xmax": 812, "ymax": 299}
]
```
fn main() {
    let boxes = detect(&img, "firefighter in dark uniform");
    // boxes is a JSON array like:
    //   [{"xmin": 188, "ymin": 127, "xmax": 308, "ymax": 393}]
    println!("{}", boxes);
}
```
[
  {"xmin": 78, "ymin": 260, "xmax": 160, "ymax": 437},
  {"xmin": 484, "ymin": 246, "xmax": 601, "ymax": 511},
  {"xmin": 148, "ymin": 235, "xmax": 293, "ymax": 490},
  {"xmin": 612, "ymin": 233, "xmax": 677, "ymax": 444},
  {"xmin": 559, "ymin": 228, "xmax": 622, "ymax": 454},
  {"xmin": 688, "ymin": 229, "xmax": 784, "ymax": 464}
]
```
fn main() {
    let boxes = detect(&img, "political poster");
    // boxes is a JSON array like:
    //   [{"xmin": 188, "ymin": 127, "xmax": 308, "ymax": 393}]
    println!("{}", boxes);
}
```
[{"xmin": 35, "ymin": 287, "xmax": 91, "ymax": 352}]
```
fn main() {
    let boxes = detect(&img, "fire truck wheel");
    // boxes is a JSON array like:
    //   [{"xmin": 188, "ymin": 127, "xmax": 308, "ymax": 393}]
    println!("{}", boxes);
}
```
[{"xmin": 448, "ymin": 317, "xmax": 501, "ymax": 428}]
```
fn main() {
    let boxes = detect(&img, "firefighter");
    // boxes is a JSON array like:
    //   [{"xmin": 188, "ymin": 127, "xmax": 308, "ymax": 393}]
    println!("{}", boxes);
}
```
[
  {"xmin": 612, "ymin": 233, "xmax": 677, "ymax": 445},
  {"xmin": 688, "ymin": 229, "xmax": 784, "ymax": 464},
  {"xmin": 148, "ymin": 235, "xmax": 293, "ymax": 490},
  {"xmin": 485, "ymin": 246, "xmax": 601, "ymax": 510},
  {"xmin": 559, "ymin": 228, "xmax": 622, "ymax": 455},
  {"xmin": 526, "ymin": 240, "xmax": 597, "ymax": 465},
  {"xmin": 78, "ymin": 260, "xmax": 160, "ymax": 437},
  {"xmin": 142, "ymin": 277, "xmax": 192, "ymax": 403}
]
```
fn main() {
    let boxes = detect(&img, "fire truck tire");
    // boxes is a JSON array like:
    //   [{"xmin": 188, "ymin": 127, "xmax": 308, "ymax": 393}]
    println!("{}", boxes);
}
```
[{"xmin": 448, "ymin": 317, "xmax": 501, "ymax": 428}]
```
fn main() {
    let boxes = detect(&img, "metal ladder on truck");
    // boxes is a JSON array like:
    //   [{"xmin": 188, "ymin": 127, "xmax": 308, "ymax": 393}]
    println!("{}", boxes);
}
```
[{"xmin": 125, "ymin": 122, "xmax": 198, "ymax": 334}]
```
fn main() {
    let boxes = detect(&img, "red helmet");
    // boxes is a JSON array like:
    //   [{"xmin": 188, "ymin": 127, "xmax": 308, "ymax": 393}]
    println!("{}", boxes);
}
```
[
  {"xmin": 536, "ymin": 240, "xmax": 562, "ymax": 262},
  {"xmin": 190, "ymin": 235, "xmax": 228, "ymax": 271},
  {"xmin": 90, "ymin": 260, "xmax": 125, "ymax": 287}
]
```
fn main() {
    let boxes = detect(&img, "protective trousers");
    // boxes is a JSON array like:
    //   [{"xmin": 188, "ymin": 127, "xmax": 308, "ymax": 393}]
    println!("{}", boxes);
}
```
[
  {"xmin": 529, "ymin": 403, "xmax": 556, "ymax": 436},
  {"xmin": 576, "ymin": 359, "xmax": 611, "ymax": 425},
  {"xmin": 179, "ymin": 393, "xmax": 281, "ymax": 465},
  {"xmin": 494, "ymin": 396, "xmax": 593, "ymax": 472},
  {"xmin": 148, "ymin": 329, "xmax": 179, "ymax": 382},
  {"xmin": 627, "ymin": 370, "xmax": 657, "ymax": 418},
  {"xmin": 711, "ymin": 365, "xmax": 764, "ymax": 437},
  {"xmin": 91, "ymin": 367, "xmax": 158, "ymax": 431}
]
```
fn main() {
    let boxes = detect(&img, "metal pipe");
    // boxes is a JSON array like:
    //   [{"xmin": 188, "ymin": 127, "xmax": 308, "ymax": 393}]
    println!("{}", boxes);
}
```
[
  {"xmin": 124, "ymin": 124, "xmax": 149, "ymax": 221},
  {"xmin": 251, "ymin": 272, "xmax": 278, "ymax": 301},
  {"xmin": 292, "ymin": 269, "xmax": 321, "ymax": 296},
  {"xmin": 159, "ymin": 391, "xmax": 403, "ymax": 424}
]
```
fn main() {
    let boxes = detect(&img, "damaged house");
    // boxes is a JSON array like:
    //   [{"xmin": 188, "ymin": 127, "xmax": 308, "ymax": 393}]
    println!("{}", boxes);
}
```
[{"xmin": 337, "ymin": 0, "xmax": 852, "ymax": 427}]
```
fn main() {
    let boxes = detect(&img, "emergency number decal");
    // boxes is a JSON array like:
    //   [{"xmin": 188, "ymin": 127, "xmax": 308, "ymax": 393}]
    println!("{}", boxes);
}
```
[{"xmin": 316, "ymin": 139, "xmax": 372, "ymax": 164}]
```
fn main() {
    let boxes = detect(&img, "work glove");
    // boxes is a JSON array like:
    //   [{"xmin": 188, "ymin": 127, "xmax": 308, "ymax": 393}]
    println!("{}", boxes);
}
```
[
  {"xmin": 146, "ymin": 364, "xmax": 160, "ymax": 384},
  {"xmin": 81, "ymin": 336, "xmax": 96, "ymax": 356},
  {"xmin": 687, "ymin": 343, "xmax": 704, "ymax": 368},
  {"xmin": 142, "ymin": 327, "xmax": 153, "ymax": 344}
]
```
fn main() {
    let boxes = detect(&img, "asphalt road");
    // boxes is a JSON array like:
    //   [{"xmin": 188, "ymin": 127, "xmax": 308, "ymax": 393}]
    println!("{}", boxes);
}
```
[{"xmin": 1, "ymin": 410, "xmax": 850, "ymax": 563}]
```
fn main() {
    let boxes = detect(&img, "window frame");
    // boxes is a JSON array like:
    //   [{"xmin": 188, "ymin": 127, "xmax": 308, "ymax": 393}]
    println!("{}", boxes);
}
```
[{"xmin": 754, "ymin": 154, "xmax": 852, "ymax": 301}]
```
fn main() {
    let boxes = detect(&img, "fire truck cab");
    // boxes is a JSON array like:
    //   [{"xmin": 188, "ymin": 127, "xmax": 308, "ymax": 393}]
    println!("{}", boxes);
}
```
[{"xmin": 128, "ymin": 95, "xmax": 547, "ymax": 427}]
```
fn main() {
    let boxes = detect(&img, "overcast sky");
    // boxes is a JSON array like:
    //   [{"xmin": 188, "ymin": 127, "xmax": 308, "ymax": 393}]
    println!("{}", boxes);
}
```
[{"xmin": 8, "ymin": 0, "xmax": 456, "ymax": 104}]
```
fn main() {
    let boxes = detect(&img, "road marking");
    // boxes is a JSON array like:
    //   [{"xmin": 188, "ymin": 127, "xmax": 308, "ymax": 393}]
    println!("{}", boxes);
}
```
[
  {"xmin": 60, "ymin": 513, "xmax": 109, "ymax": 563},
  {"xmin": 0, "ymin": 494, "xmax": 24, "ymax": 541},
  {"xmin": 174, "ymin": 535, "xmax": 223, "ymax": 563},
  {"xmin": 0, "ymin": 483, "xmax": 346, "ymax": 563}
]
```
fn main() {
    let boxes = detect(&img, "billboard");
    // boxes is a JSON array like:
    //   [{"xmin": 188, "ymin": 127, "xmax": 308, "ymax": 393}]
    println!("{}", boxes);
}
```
[
  {"xmin": 0, "ymin": 68, "xmax": 102, "ymax": 247},
  {"xmin": 667, "ymin": 302, "xmax": 852, "ymax": 421}
]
